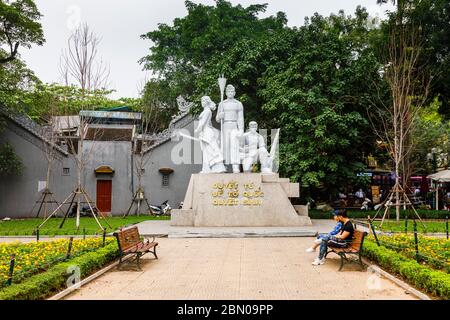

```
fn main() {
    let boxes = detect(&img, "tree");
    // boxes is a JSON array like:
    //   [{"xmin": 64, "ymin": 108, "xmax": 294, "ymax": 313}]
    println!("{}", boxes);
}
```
[
  {"xmin": 377, "ymin": 0, "xmax": 450, "ymax": 119},
  {"xmin": 0, "ymin": 53, "xmax": 39, "ymax": 176},
  {"xmin": 0, "ymin": 0, "xmax": 45, "ymax": 64},
  {"xmin": 23, "ymin": 83, "xmax": 117, "ymax": 123},
  {"xmin": 370, "ymin": 1, "xmax": 431, "ymax": 221},
  {"xmin": 125, "ymin": 97, "xmax": 168, "ymax": 216},
  {"xmin": 140, "ymin": 79, "xmax": 178, "ymax": 133},
  {"xmin": 0, "ymin": 54, "xmax": 38, "ymax": 110},
  {"xmin": 407, "ymin": 0, "xmax": 450, "ymax": 119},
  {"xmin": 194, "ymin": 8, "xmax": 381, "ymax": 195},
  {"xmin": 33, "ymin": 85, "xmax": 114, "ymax": 230},
  {"xmin": 0, "ymin": 142, "xmax": 22, "ymax": 176},
  {"xmin": 59, "ymin": 23, "xmax": 110, "ymax": 92},
  {"xmin": 411, "ymin": 99, "xmax": 450, "ymax": 174}
]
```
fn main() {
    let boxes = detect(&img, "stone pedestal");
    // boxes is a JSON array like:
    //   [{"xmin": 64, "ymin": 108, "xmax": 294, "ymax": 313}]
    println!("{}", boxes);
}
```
[{"xmin": 171, "ymin": 173, "xmax": 312, "ymax": 227}]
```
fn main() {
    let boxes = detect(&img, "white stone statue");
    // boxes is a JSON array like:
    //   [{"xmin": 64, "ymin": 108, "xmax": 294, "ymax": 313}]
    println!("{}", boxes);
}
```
[
  {"xmin": 216, "ymin": 84, "xmax": 244, "ymax": 173},
  {"xmin": 195, "ymin": 96, "xmax": 226, "ymax": 173},
  {"xmin": 176, "ymin": 95, "xmax": 193, "ymax": 113},
  {"xmin": 240, "ymin": 121, "xmax": 273, "ymax": 173}
]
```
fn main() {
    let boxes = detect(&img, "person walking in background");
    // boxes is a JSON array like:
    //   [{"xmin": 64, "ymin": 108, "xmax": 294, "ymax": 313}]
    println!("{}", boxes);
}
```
[
  {"xmin": 355, "ymin": 188, "xmax": 365, "ymax": 200},
  {"xmin": 305, "ymin": 209, "xmax": 343, "ymax": 252}
]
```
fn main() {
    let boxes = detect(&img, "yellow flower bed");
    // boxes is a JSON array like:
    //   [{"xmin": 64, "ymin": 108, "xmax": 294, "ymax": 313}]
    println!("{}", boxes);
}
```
[
  {"xmin": 373, "ymin": 234, "xmax": 450, "ymax": 272},
  {"xmin": 0, "ymin": 237, "xmax": 115, "ymax": 286}
]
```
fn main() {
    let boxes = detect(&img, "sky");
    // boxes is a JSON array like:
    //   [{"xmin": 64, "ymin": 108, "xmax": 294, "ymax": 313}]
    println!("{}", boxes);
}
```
[{"xmin": 19, "ymin": 0, "xmax": 395, "ymax": 99}]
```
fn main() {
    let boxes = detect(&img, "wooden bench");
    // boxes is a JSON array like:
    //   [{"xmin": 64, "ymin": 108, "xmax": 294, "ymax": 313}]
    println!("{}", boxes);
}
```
[
  {"xmin": 113, "ymin": 226, "xmax": 158, "ymax": 270},
  {"xmin": 325, "ymin": 229, "xmax": 367, "ymax": 271}
]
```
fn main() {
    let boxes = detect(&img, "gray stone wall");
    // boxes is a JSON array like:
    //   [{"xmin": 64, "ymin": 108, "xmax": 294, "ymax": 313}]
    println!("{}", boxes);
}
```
[
  {"xmin": 82, "ymin": 140, "xmax": 133, "ymax": 215},
  {"xmin": 129, "ymin": 115, "xmax": 202, "ymax": 212},
  {"xmin": 0, "ymin": 114, "xmax": 203, "ymax": 217}
]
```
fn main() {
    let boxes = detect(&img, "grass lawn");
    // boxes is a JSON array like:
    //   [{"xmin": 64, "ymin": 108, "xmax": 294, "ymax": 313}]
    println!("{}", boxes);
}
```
[
  {"xmin": 373, "ymin": 220, "xmax": 449, "ymax": 233},
  {"xmin": 0, "ymin": 216, "xmax": 170, "ymax": 236}
]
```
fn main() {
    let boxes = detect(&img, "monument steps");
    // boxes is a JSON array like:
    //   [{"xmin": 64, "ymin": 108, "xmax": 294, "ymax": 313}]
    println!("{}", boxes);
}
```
[{"xmin": 168, "ymin": 226, "xmax": 317, "ymax": 238}]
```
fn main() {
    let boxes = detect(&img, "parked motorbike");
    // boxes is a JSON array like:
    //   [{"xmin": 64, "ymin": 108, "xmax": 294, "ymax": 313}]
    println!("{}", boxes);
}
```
[
  {"xmin": 68, "ymin": 203, "xmax": 98, "ymax": 217},
  {"xmin": 149, "ymin": 200, "xmax": 172, "ymax": 216},
  {"xmin": 360, "ymin": 198, "xmax": 374, "ymax": 211}
]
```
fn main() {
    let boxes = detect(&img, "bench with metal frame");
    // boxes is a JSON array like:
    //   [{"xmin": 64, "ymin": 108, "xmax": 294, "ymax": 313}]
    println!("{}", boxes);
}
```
[{"xmin": 113, "ymin": 226, "xmax": 158, "ymax": 270}]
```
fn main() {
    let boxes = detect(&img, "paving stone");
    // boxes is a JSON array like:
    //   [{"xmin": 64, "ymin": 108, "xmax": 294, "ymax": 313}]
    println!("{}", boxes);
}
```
[{"xmin": 65, "ymin": 237, "xmax": 417, "ymax": 300}]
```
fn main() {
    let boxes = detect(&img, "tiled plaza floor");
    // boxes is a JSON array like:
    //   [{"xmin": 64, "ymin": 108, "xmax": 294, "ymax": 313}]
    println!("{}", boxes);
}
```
[{"xmin": 66, "ymin": 237, "xmax": 416, "ymax": 300}]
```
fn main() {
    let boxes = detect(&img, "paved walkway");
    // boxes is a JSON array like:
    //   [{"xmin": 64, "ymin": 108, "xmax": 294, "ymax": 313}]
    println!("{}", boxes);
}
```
[{"xmin": 65, "ymin": 237, "xmax": 415, "ymax": 300}]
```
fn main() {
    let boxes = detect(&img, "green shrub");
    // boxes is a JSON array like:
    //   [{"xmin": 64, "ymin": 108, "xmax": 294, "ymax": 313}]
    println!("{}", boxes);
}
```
[
  {"xmin": 363, "ymin": 241, "xmax": 450, "ymax": 299},
  {"xmin": 309, "ymin": 209, "xmax": 449, "ymax": 220},
  {"xmin": 0, "ymin": 242, "xmax": 119, "ymax": 300},
  {"xmin": 0, "ymin": 143, "xmax": 23, "ymax": 176}
]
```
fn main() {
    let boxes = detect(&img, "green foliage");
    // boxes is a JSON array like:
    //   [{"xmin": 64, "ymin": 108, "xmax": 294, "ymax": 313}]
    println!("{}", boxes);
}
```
[
  {"xmin": 22, "ymin": 83, "xmax": 125, "ymax": 123},
  {"xmin": 375, "ymin": 234, "xmax": 450, "ymax": 272},
  {"xmin": 408, "ymin": 0, "xmax": 450, "ymax": 119},
  {"xmin": 411, "ymin": 99, "xmax": 450, "ymax": 174},
  {"xmin": 0, "ymin": 142, "xmax": 22, "ymax": 176},
  {"xmin": 194, "ymin": 8, "xmax": 383, "ymax": 190},
  {"xmin": 0, "ymin": 241, "xmax": 119, "ymax": 300},
  {"xmin": 140, "ymin": 79, "xmax": 179, "ymax": 133},
  {"xmin": 140, "ymin": 0, "xmax": 287, "ymax": 106},
  {"xmin": 363, "ymin": 240, "xmax": 450, "ymax": 299},
  {"xmin": 0, "ymin": 0, "xmax": 45, "ymax": 64},
  {"xmin": 309, "ymin": 209, "xmax": 450, "ymax": 220},
  {"xmin": 0, "ymin": 56, "xmax": 39, "ymax": 111},
  {"xmin": 378, "ymin": 0, "xmax": 450, "ymax": 119}
]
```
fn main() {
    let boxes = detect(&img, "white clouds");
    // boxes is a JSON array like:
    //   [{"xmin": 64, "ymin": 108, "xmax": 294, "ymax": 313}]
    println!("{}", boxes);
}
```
[{"xmin": 20, "ymin": 0, "xmax": 394, "ymax": 99}]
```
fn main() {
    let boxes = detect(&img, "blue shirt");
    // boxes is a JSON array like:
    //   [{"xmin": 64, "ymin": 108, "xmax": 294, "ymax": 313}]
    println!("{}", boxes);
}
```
[{"xmin": 328, "ymin": 222, "xmax": 343, "ymax": 237}]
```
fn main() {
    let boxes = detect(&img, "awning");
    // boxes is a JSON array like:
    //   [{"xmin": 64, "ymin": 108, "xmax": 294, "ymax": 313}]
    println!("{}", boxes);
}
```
[
  {"xmin": 95, "ymin": 166, "xmax": 115, "ymax": 175},
  {"xmin": 427, "ymin": 170, "xmax": 450, "ymax": 182}
]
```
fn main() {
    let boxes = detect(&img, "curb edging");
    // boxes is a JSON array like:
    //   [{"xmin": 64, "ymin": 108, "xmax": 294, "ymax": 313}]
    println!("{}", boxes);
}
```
[
  {"xmin": 361, "ymin": 257, "xmax": 432, "ymax": 300},
  {"xmin": 47, "ymin": 254, "xmax": 133, "ymax": 300}
]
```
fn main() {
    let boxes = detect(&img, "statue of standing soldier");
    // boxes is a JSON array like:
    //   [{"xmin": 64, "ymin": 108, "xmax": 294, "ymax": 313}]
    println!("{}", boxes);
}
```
[{"xmin": 215, "ymin": 84, "xmax": 244, "ymax": 173}]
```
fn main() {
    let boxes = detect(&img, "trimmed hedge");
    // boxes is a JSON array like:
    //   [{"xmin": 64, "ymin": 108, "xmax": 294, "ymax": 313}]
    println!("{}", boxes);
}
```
[
  {"xmin": 0, "ymin": 242, "xmax": 119, "ymax": 300},
  {"xmin": 362, "ymin": 241, "xmax": 450, "ymax": 300},
  {"xmin": 309, "ymin": 209, "xmax": 449, "ymax": 220}
]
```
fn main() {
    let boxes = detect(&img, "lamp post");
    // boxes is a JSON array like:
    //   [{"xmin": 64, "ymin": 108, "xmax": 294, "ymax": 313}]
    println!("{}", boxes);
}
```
[{"xmin": 427, "ymin": 147, "xmax": 438, "ymax": 172}]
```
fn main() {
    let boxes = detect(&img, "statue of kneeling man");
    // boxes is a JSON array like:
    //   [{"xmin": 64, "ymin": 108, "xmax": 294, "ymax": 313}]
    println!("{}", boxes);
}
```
[{"xmin": 240, "ymin": 121, "xmax": 273, "ymax": 173}]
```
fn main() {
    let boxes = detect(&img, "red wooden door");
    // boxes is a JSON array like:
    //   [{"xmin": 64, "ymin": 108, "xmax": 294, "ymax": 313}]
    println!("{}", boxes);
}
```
[{"xmin": 96, "ymin": 180, "xmax": 112, "ymax": 213}]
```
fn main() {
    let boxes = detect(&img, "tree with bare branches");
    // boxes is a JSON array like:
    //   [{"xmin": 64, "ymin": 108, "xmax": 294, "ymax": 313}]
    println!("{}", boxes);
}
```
[
  {"xmin": 31, "ymin": 94, "xmax": 64, "ymax": 219},
  {"xmin": 370, "ymin": 5, "xmax": 431, "ymax": 222},
  {"xmin": 37, "ymin": 24, "xmax": 114, "ymax": 230},
  {"xmin": 37, "ymin": 87, "xmax": 111, "ymax": 231},
  {"xmin": 124, "ymin": 83, "xmax": 171, "ymax": 216},
  {"xmin": 59, "ymin": 23, "xmax": 110, "ymax": 92}
]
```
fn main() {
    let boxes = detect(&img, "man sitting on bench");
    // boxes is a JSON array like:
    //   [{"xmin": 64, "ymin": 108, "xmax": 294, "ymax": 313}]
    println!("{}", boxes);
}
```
[{"xmin": 312, "ymin": 209, "xmax": 354, "ymax": 266}]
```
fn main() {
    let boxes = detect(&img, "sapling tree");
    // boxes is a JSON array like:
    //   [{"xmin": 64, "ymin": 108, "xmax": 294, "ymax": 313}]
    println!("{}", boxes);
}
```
[{"xmin": 370, "ymin": 3, "xmax": 430, "ymax": 221}]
